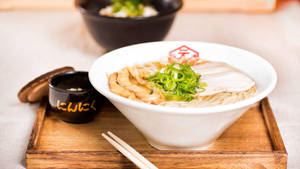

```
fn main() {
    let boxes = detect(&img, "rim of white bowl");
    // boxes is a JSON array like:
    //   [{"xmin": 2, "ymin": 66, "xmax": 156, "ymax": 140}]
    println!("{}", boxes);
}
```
[{"xmin": 89, "ymin": 41, "xmax": 277, "ymax": 114}]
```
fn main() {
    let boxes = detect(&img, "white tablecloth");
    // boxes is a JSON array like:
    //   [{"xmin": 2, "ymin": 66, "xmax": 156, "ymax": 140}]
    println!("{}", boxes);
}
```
[{"xmin": 0, "ymin": 2, "xmax": 299, "ymax": 168}]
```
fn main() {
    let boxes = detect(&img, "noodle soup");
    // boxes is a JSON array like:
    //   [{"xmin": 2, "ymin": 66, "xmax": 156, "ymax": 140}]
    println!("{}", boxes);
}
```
[{"xmin": 108, "ymin": 60, "xmax": 257, "ymax": 107}]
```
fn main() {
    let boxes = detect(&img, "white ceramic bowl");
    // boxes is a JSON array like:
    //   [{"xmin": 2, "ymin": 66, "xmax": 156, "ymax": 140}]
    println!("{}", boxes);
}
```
[{"xmin": 89, "ymin": 41, "xmax": 277, "ymax": 150}]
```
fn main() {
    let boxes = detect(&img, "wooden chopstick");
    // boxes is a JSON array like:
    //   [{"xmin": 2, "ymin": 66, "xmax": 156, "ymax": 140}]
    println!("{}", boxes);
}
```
[
  {"xmin": 107, "ymin": 131, "xmax": 158, "ymax": 169},
  {"xmin": 102, "ymin": 131, "xmax": 158, "ymax": 169},
  {"xmin": 101, "ymin": 133, "xmax": 149, "ymax": 169}
]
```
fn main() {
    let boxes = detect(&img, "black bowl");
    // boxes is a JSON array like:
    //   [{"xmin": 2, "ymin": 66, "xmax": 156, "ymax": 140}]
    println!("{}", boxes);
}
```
[
  {"xmin": 75, "ymin": 0, "xmax": 183, "ymax": 51},
  {"xmin": 48, "ymin": 71, "xmax": 103, "ymax": 123}
]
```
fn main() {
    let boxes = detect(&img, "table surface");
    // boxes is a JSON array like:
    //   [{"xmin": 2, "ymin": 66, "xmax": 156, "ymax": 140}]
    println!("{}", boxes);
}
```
[{"xmin": 0, "ymin": 2, "xmax": 299, "ymax": 169}]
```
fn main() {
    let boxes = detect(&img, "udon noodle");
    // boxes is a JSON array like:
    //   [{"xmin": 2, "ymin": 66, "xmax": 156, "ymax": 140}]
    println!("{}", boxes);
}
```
[{"xmin": 108, "ymin": 60, "xmax": 257, "ymax": 107}]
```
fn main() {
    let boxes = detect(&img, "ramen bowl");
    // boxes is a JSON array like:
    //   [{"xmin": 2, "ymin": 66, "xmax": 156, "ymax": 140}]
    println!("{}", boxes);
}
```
[
  {"xmin": 89, "ymin": 41, "xmax": 277, "ymax": 150},
  {"xmin": 75, "ymin": 0, "xmax": 182, "ymax": 51}
]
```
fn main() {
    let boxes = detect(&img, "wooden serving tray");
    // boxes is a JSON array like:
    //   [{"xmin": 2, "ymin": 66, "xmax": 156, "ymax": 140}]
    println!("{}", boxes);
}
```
[{"xmin": 26, "ymin": 98, "xmax": 287, "ymax": 169}]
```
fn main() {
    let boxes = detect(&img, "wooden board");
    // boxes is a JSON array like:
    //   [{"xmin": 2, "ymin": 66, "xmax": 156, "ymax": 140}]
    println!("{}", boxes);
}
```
[
  {"xmin": 26, "ymin": 98, "xmax": 287, "ymax": 169},
  {"xmin": 183, "ymin": 0, "xmax": 276, "ymax": 13},
  {"xmin": 0, "ymin": 0, "xmax": 277, "ymax": 13}
]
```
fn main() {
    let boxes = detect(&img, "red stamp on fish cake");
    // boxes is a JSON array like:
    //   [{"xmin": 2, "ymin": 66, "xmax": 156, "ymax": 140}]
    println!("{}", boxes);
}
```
[{"xmin": 168, "ymin": 45, "xmax": 200, "ymax": 65}]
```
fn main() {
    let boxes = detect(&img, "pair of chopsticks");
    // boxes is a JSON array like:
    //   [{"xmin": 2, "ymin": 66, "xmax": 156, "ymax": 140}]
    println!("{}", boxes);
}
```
[{"xmin": 102, "ymin": 131, "xmax": 158, "ymax": 169}]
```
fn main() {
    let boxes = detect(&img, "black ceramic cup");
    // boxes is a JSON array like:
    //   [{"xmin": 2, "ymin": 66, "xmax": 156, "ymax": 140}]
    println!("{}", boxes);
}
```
[
  {"xmin": 48, "ymin": 71, "xmax": 103, "ymax": 123},
  {"xmin": 75, "ymin": 0, "xmax": 183, "ymax": 51}
]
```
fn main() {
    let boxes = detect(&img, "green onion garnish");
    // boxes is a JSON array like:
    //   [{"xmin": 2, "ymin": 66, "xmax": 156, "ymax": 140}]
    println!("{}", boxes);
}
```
[
  {"xmin": 146, "ymin": 63, "xmax": 207, "ymax": 102},
  {"xmin": 111, "ymin": 0, "xmax": 145, "ymax": 17}
]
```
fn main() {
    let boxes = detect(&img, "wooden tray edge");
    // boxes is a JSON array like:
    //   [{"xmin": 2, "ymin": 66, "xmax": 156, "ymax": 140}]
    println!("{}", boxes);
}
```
[
  {"xmin": 260, "ymin": 98, "xmax": 287, "ymax": 154},
  {"xmin": 26, "ymin": 97, "xmax": 48, "ymax": 152}
]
